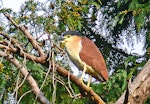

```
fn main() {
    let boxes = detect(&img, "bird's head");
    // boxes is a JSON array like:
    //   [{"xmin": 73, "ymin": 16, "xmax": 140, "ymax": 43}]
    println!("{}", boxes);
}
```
[{"xmin": 59, "ymin": 30, "xmax": 82, "ymax": 48}]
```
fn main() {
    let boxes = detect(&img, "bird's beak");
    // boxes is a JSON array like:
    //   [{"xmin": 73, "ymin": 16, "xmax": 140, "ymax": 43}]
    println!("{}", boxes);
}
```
[{"xmin": 58, "ymin": 36, "xmax": 65, "ymax": 42}]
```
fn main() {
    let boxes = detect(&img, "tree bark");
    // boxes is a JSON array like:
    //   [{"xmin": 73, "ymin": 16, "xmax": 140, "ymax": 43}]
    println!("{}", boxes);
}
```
[{"xmin": 116, "ymin": 60, "xmax": 150, "ymax": 104}]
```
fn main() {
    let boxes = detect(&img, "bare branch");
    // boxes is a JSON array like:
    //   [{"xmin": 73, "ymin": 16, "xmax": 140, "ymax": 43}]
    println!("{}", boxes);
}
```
[
  {"xmin": 3, "ymin": 13, "xmax": 47, "ymax": 60},
  {"xmin": 17, "ymin": 90, "xmax": 32, "ymax": 104},
  {"xmin": 0, "ymin": 51, "xmax": 50, "ymax": 104},
  {"xmin": 0, "ymin": 32, "xmax": 47, "ymax": 64}
]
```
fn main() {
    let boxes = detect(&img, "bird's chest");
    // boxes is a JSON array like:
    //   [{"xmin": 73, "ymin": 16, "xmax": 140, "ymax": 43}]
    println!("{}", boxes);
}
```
[{"xmin": 65, "ymin": 41, "xmax": 83, "ymax": 67}]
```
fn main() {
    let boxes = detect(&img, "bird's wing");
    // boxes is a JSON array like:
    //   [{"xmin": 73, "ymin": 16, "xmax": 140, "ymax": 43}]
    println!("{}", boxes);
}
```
[{"xmin": 79, "ymin": 37, "xmax": 108, "ymax": 81}]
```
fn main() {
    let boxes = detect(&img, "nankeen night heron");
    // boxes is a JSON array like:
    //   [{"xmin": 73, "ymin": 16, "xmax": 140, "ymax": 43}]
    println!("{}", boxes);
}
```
[{"xmin": 60, "ymin": 30, "xmax": 108, "ymax": 86}]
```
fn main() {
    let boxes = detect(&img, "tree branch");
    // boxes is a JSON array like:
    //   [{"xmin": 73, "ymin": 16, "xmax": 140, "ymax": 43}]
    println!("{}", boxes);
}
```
[
  {"xmin": 55, "ymin": 65, "xmax": 105, "ymax": 104},
  {"xmin": 4, "ymin": 13, "xmax": 47, "ymax": 60},
  {"xmin": 116, "ymin": 60, "xmax": 150, "ymax": 104},
  {"xmin": 0, "ymin": 32, "xmax": 47, "ymax": 64},
  {"xmin": 0, "ymin": 50, "xmax": 51, "ymax": 104}
]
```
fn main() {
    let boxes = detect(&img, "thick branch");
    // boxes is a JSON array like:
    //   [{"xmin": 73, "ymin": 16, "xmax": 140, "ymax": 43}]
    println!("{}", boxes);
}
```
[
  {"xmin": 55, "ymin": 65, "xmax": 105, "ymax": 104},
  {"xmin": 116, "ymin": 60, "xmax": 150, "ymax": 104},
  {"xmin": 128, "ymin": 76, "xmax": 150, "ymax": 104},
  {"xmin": 0, "ymin": 51, "xmax": 50, "ymax": 104},
  {"xmin": 0, "ymin": 32, "xmax": 47, "ymax": 64}
]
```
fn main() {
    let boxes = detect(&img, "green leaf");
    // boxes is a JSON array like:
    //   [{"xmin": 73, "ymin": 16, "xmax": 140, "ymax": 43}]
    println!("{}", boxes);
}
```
[
  {"xmin": 125, "ymin": 56, "xmax": 136, "ymax": 69},
  {"xmin": 0, "ymin": 26, "xmax": 4, "ymax": 31},
  {"xmin": 127, "ymin": 68, "xmax": 136, "ymax": 79},
  {"xmin": 78, "ymin": 20, "xmax": 82, "ymax": 31},
  {"xmin": 117, "ymin": 1, "xmax": 121, "ymax": 8},
  {"xmin": 90, "ymin": 2, "xmax": 101, "ymax": 9},
  {"xmin": 122, "ymin": 71, "xmax": 127, "ymax": 90},
  {"xmin": 118, "ymin": 15, "xmax": 125, "ymax": 24}
]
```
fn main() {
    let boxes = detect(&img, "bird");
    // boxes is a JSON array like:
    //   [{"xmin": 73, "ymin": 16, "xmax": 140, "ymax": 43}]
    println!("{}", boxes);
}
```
[{"xmin": 60, "ymin": 30, "xmax": 108, "ymax": 86}]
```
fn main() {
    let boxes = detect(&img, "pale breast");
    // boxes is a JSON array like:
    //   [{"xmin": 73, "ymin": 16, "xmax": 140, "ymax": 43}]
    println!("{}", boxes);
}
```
[{"xmin": 65, "ymin": 39, "xmax": 82, "ymax": 68}]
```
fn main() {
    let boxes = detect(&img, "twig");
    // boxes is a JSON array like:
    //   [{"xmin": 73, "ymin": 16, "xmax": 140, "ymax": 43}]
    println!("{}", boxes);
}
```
[
  {"xmin": 55, "ymin": 76, "xmax": 81, "ymax": 99},
  {"xmin": 17, "ymin": 90, "xmax": 32, "ymax": 104},
  {"xmin": 68, "ymin": 70, "xmax": 77, "ymax": 98},
  {"xmin": 3, "ymin": 13, "xmax": 47, "ymax": 60},
  {"xmin": 14, "ymin": 70, "xmax": 20, "ymax": 102},
  {"xmin": 55, "ymin": 65, "xmax": 105, "ymax": 104},
  {"xmin": 0, "ymin": 50, "xmax": 51, "ymax": 104},
  {"xmin": 0, "ymin": 32, "xmax": 47, "ymax": 64},
  {"xmin": 52, "ymin": 51, "xmax": 57, "ymax": 104}
]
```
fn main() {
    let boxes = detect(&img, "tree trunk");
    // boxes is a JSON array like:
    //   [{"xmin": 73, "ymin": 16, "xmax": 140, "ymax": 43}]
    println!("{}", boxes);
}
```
[{"xmin": 116, "ymin": 60, "xmax": 150, "ymax": 104}]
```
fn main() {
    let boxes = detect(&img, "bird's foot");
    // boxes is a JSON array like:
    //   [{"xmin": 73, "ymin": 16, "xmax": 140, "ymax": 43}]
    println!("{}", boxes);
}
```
[{"xmin": 79, "ymin": 78, "xmax": 92, "ymax": 90}]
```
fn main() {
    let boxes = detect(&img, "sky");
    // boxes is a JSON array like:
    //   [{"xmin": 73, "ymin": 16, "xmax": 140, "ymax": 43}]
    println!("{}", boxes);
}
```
[
  {"xmin": 1, "ymin": 0, "xmax": 46, "ymax": 12},
  {"xmin": 1, "ymin": 0, "xmax": 25, "ymax": 12}
]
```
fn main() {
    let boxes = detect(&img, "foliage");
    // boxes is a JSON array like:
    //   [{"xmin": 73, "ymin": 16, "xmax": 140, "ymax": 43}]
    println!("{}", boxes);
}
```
[
  {"xmin": 91, "ymin": 55, "xmax": 146, "ymax": 103},
  {"xmin": 0, "ymin": 0, "xmax": 149, "ymax": 103},
  {"xmin": 112, "ymin": 0, "xmax": 150, "ymax": 30},
  {"xmin": 91, "ymin": 70, "xmax": 127, "ymax": 103}
]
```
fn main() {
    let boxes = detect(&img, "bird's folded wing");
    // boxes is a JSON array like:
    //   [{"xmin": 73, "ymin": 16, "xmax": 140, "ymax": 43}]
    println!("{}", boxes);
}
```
[{"xmin": 79, "ymin": 37, "xmax": 108, "ymax": 80}]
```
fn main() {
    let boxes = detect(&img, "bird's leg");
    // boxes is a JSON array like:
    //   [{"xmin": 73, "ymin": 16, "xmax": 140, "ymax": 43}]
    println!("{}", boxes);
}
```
[
  {"xmin": 79, "ymin": 62, "xmax": 87, "ymax": 83},
  {"xmin": 87, "ymin": 75, "xmax": 92, "ymax": 87}
]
